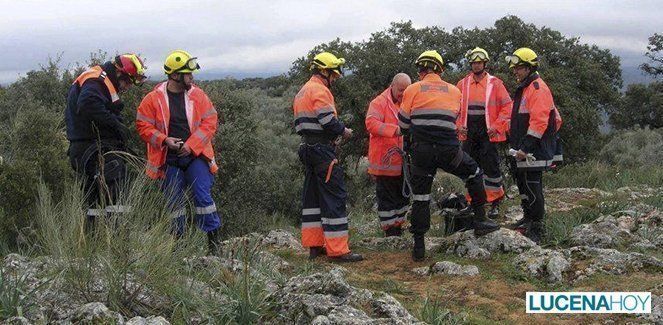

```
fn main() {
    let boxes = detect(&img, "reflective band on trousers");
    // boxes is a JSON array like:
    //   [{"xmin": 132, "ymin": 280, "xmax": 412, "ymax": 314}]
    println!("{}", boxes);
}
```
[
  {"xmin": 106, "ymin": 205, "xmax": 132, "ymax": 213},
  {"xmin": 412, "ymin": 194, "xmax": 431, "ymax": 201},
  {"xmin": 301, "ymin": 221, "xmax": 322, "ymax": 229},
  {"xmin": 483, "ymin": 175, "xmax": 502, "ymax": 183},
  {"xmin": 195, "ymin": 203, "xmax": 217, "ymax": 215},
  {"xmin": 87, "ymin": 208, "xmax": 104, "ymax": 216},
  {"xmin": 171, "ymin": 209, "xmax": 185, "ymax": 219},
  {"xmin": 321, "ymin": 217, "xmax": 348, "ymax": 225},
  {"xmin": 378, "ymin": 205, "xmax": 409, "ymax": 217},
  {"xmin": 302, "ymin": 208, "xmax": 321, "ymax": 215},
  {"xmin": 323, "ymin": 230, "xmax": 349, "ymax": 238}
]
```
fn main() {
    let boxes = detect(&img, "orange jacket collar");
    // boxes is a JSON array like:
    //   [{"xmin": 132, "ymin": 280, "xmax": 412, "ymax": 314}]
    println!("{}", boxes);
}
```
[{"xmin": 422, "ymin": 73, "xmax": 443, "ymax": 82}]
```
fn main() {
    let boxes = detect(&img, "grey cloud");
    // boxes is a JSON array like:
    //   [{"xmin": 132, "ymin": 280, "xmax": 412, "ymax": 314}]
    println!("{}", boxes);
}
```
[{"xmin": 1, "ymin": 0, "xmax": 660, "ymax": 84}]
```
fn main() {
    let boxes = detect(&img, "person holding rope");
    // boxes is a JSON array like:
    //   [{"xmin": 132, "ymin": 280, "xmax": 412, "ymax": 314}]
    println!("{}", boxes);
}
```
[
  {"xmin": 365, "ymin": 73, "xmax": 412, "ymax": 237},
  {"xmin": 65, "ymin": 53, "xmax": 147, "ymax": 230}
]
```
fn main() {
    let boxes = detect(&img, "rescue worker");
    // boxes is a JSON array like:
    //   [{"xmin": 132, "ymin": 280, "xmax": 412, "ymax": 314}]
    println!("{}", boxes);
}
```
[
  {"xmin": 65, "ymin": 53, "xmax": 146, "ymax": 227},
  {"xmin": 505, "ymin": 47, "xmax": 563, "ymax": 243},
  {"xmin": 293, "ymin": 52, "xmax": 363, "ymax": 262},
  {"xmin": 365, "ymin": 73, "xmax": 412, "ymax": 236},
  {"xmin": 398, "ymin": 50, "xmax": 500, "ymax": 261},
  {"xmin": 456, "ymin": 48, "xmax": 512, "ymax": 218},
  {"xmin": 136, "ymin": 50, "xmax": 221, "ymax": 255}
]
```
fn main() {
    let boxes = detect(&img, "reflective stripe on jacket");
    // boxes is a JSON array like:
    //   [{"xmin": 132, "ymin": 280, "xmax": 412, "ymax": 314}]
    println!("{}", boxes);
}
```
[
  {"xmin": 136, "ymin": 82, "xmax": 218, "ymax": 179},
  {"xmin": 365, "ymin": 87, "xmax": 403, "ymax": 176},
  {"xmin": 398, "ymin": 73, "xmax": 462, "ymax": 146},
  {"xmin": 509, "ymin": 73, "xmax": 563, "ymax": 169},
  {"xmin": 293, "ymin": 75, "xmax": 345, "ymax": 139},
  {"xmin": 456, "ymin": 73, "xmax": 512, "ymax": 142}
]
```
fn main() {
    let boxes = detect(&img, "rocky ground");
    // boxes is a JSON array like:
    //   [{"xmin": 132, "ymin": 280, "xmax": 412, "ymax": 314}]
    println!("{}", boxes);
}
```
[{"xmin": 1, "ymin": 186, "xmax": 661, "ymax": 324}]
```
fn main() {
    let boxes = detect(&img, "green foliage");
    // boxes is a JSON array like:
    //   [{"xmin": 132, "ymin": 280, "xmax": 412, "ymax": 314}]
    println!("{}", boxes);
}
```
[
  {"xmin": 290, "ymin": 16, "xmax": 622, "ymax": 161},
  {"xmin": 0, "ymin": 268, "xmax": 43, "ymax": 320},
  {"xmin": 610, "ymin": 82, "xmax": 663, "ymax": 129},
  {"xmin": 417, "ymin": 296, "xmax": 467, "ymax": 325},
  {"xmin": 543, "ymin": 208, "xmax": 601, "ymax": 247},
  {"xmin": 641, "ymin": 33, "xmax": 663, "ymax": 79},
  {"xmin": 598, "ymin": 127, "xmax": 663, "ymax": 168}
]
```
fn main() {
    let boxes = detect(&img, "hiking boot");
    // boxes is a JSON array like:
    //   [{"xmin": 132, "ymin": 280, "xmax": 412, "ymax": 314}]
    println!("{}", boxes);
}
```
[
  {"xmin": 385, "ymin": 227, "xmax": 403, "ymax": 237},
  {"xmin": 206, "ymin": 229, "xmax": 222, "ymax": 256},
  {"xmin": 308, "ymin": 246, "xmax": 327, "ymax": 260},
  {"xmin": 328, "ymin": 252, "xmax": 364, "ymax": 263},
  {"xmin": 512, "ymin": 217, "xmax": 530, "ymax": 234},
  {"xmin": 473, "ymin": 215, "xmax": 500, "ymax": 237},
  {"xmin": 412, "ymin": 235, "xmax": 426, "ymax": 261},
  {"xmin": 525, "ymin": 221, "xmax": 544, "ymax": 244},
  {"xmin": 488, "ymin": 203, "xmax": 500, "ymax": 219}
]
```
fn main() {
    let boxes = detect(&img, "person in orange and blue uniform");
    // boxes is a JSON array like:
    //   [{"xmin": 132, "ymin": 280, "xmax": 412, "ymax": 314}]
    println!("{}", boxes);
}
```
[
  {"xmin": 293, "ymin": 52, "xmax": 363, "ymax": 262},
  {"xmin": 136, "ymin": 50, "xmax": 221, "ymax": 255}
]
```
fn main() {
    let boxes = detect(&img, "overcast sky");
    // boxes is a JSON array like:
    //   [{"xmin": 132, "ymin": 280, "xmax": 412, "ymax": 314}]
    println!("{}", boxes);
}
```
[{"xmin": 0, "ymin": 0, "xmax": 660, "ymax": 84}]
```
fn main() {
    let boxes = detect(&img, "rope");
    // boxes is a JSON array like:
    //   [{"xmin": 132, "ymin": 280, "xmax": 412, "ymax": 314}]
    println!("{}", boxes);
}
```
[{"xmin": 382, "ymin": 146, "xmax": 413, "ymax": 198}]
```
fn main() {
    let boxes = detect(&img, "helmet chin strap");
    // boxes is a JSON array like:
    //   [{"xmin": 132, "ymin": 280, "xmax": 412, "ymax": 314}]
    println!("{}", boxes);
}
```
[{"xmin": 170, "ymin": 73, "xmax": 192, "ymax": 91}]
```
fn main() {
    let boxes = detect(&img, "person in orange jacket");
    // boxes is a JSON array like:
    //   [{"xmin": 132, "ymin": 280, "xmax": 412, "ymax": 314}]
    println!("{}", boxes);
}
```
[
  {"xmin": 293, "ymin": 52, "xmax": 363, "ymax": 262},
  {"xmin": 456, "ymin": 48, "xmax": 512, "ymax": 218},
  {"xmin": 505, "ymin": 47, "xmax": 563, "ymax": 243},
  {"xmin": 399, "ymin": 50, "xmax": 500, "ymax": 261},
  {"xmin": 365, "ymin": 73, "xmax": 412, "ymax": 237},
  {"xmin": 136, "ymin": 50, "xmax": 221, "ymax": 255}
]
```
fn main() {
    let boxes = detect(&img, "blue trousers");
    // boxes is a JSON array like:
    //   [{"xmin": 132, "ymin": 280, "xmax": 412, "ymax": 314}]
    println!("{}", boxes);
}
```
[{"xmin": 163, "ymin": 155, "xmax": 221, "ymax": 236}]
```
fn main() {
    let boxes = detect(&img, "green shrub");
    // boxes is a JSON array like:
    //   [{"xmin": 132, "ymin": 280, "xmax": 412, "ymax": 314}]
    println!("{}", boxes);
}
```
[{"xmin": 598, "ymin": 127, "xmax": 663, "ymax": 168}]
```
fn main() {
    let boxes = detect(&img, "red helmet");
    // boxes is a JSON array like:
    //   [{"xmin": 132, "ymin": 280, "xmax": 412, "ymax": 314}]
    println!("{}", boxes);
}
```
[{"xmin": 115, "ymin": 54, "xmax": 147, "ymax": 85}]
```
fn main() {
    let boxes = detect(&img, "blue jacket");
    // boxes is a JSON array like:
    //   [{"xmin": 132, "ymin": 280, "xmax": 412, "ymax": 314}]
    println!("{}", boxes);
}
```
[{"xmin": 65, "ymin": 62, "xmax": 127, "ymax": 146}]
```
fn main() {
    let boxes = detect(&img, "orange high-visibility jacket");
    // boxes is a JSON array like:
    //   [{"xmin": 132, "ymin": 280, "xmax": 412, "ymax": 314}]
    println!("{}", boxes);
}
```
[
  {"xmin": 456, "ymin": 73, "xmax": 512, "ymax": 142},
  {"xmin": 365, "ymin": 87, "xmax": 403, "ymax": 176},
  {"xmin": 510, "ymin": 75, "xmax": 563, "ymax": 169},
  {"xmin": 136, "ymin": 82, "xmax": 218, "ymax": 179},
  {"xmin": 398, "ymin": 73, "xmax": 462, "ymax": 146},
  {"xmin": 293, "ymin": 75, "xmax": 346, "ymax": 138}
]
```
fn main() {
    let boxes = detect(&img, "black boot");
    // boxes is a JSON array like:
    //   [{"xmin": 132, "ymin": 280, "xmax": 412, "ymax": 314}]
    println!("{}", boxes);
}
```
[
  {"xmin": 412, "ymin": 235, "xmax": 425, "ymax": 261},
  {"xmin": 512, "ymin": 217, "xmax": 530, "ymax": 234},
  {"xmin": 473, "ymin": 215, "xmax": 500, "ymax": 237},
  {"xmin": 385, "ymin": 227, "xmax": 403, "ymax": 237},
  {"xmin": 328, "ymin": 252, "xmax": 364, "ymax": 263},
  {"xmin": 206, "ymin": 229, "xmax": 222, "ymax": 256},
  {"xmin": 308, "ymin": 246, "xmax": 327, "ymax": 260},
  {"xmin": 525, "ymin": 221, "xmax": 544, "ymax": 244},
  {"xmin": 488, "ymin": 201, "xmax": 500, "ymax": 219}
]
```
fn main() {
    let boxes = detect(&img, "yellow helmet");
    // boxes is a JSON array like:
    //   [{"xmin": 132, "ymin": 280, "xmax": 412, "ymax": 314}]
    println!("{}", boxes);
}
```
[
  {"xmin": 466, "ymin": 47, "xmax": 490, "ymax": 63},
  {"xmin": 310, "ymin": 52, "xmax": 346, "ymax": 75},
  {"xmin": 415, "ymin": 50, "xmax": 444, "ymax": 72},
  {"xmin": 505, "ymin": 47, "xmax": 538, "ymax": 68},
  {"xmin": 164, "ymin": 50, "xmax": 200, "ymax": 75}
]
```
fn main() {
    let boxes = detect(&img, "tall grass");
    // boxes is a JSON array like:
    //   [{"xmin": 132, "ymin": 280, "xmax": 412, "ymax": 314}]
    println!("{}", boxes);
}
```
[{"xmin": 35, "ymin": 154, "xmax": 206, "ymax": 317}]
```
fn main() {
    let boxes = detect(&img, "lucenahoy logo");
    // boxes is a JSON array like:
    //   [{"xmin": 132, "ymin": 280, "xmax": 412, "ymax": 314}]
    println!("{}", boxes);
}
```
[{"xmin": 526, "ymin": 292, "xmax": 652, "ymax": 314}]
